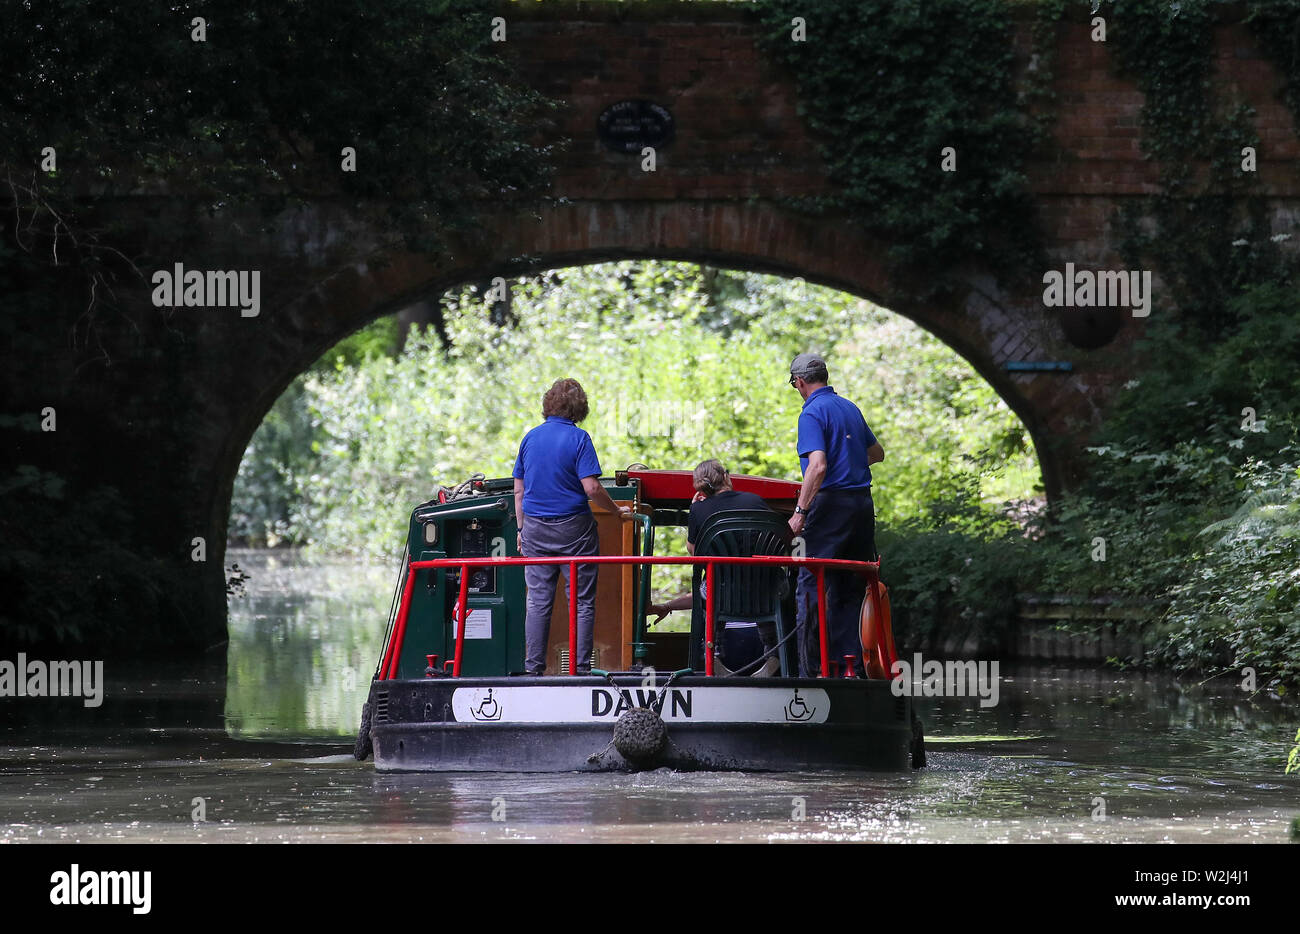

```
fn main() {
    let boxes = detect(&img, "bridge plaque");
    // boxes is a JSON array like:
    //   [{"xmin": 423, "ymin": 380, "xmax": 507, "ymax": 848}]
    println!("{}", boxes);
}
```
[{"xmin": 597, "ymin": 100, "xmax": 674, "ymax": 153}]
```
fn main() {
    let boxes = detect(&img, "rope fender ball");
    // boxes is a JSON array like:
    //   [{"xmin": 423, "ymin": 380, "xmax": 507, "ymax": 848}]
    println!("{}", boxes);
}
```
[
  {"xmin": 613, "ymin": 706, "xmax": 668, "ymax": 764},
  {"xmin": 354, "ymin": 699, "xmax": 373, "ymax": 761}
]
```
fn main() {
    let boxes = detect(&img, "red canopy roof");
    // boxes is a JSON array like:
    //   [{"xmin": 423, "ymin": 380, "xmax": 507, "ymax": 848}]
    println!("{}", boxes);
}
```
[{"xmin": 623, "ymin": 469, "xmax": 800, "ymax": 509}]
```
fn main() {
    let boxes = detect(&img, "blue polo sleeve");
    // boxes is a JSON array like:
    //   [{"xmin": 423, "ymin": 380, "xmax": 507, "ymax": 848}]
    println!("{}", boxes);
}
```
[
  {"xmin": 512, "ymin": 433, "xmax": 528, "ymax": 478},
  {"xmin": 797, "ymin": 410, "xmax": 826, "ymax": 457},
  {"xmin": 575, "ymin": 430, "xmax": 602, "ymax": 479},
  {"xmin": 863, "ymin": 421, "xmax": 878, "ymax": 448}
]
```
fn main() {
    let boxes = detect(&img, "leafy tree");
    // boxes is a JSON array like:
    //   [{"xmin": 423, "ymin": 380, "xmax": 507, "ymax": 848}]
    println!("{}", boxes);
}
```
[{"xmin": 231, "ymin": 261, "xmax": 1039, "ymax": 559}]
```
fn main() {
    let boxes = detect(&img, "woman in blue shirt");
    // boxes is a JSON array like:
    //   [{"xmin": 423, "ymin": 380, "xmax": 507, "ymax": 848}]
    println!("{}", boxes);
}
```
[{"xmin": 512, "ymin": 378, "xmax": 629, "ymax": 675}]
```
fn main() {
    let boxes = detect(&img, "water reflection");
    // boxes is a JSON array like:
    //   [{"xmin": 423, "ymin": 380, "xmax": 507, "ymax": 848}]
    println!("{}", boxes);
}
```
[{"xmin": 225, "ymin": 548, "xmax": 393, "ymax": 738}]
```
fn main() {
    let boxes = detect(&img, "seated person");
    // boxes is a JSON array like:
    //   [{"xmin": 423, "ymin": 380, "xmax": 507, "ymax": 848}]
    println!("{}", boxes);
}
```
[{"xmin": 647, "ymin": 459, "xmax": 783, "ymax": 676}]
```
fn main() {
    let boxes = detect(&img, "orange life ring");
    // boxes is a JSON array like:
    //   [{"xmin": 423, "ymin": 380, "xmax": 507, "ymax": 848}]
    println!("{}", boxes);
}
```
[{"xmin": 859, "ymin": 581, "xmax": 899, "ymax": 680}]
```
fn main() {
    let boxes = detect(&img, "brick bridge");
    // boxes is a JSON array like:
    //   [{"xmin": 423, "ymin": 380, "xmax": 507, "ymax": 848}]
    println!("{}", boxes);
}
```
[{"xmin": 11, "ymin": 2, "xmax": 1300, "ymax": 650}]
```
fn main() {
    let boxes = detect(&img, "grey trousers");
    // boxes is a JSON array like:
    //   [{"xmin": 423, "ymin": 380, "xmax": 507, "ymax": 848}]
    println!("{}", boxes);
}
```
[{"xmin": 521, "ymin": 512, "xmax": 600, "ymax": 674}]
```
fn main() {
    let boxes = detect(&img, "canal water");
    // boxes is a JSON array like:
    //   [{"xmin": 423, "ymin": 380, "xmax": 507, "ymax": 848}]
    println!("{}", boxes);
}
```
[{"xmin": 0, "ymin": 549, "xmax": 1295, "ymax": 843}]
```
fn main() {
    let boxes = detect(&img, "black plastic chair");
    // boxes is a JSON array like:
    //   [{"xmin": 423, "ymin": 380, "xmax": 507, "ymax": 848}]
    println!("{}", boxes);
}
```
[{"xmin": 688, "ymin": 509, "xmax": 794, "ymax": 676}]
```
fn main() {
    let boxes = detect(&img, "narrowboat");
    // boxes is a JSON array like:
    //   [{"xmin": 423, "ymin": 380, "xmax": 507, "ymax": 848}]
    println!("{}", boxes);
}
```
[{"xmin": 354, "ymin": 469, "xmax": 925, "ymax": 772}]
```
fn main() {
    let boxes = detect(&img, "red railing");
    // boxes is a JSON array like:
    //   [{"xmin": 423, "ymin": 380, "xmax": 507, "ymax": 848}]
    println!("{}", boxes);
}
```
[{"xmin": 378, "ymin": 554, "xmax": 885, "ymax": 681}]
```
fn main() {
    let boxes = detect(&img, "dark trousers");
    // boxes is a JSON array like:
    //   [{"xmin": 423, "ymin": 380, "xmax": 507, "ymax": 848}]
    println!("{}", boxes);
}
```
[
  {"xmin": 521, "ymin": 512, "xmax": 600, "ymax": 674},
  {"xmin": 795, "ymin": 488, "xmax": 876, "ymax": 677}
]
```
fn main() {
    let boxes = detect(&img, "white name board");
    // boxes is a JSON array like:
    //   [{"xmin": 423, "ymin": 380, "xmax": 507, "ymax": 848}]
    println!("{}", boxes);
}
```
[{"xmin": 450, "ymin": 685, "xmax": 830, "ymax": 724}]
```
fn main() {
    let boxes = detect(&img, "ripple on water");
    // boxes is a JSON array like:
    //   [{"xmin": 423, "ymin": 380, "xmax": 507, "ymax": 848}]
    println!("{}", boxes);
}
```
[{"xmin": 2, "ymin": 552, "xmax": 1295, "ymax": 842}]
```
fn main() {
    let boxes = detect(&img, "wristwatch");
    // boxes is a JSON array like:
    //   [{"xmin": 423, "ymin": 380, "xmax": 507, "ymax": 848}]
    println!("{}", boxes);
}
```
[{"xmin": 794, "ymin": 505, "xmax": 809, "ymax": 516}]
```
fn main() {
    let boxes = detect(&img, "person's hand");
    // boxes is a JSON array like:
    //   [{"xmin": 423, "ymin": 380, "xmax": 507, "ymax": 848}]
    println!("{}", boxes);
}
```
[
  {"xmin": 647, "ymin": 603, "xmax": 670, "ymax": 624},
  {"xmin": 516, "ymin": 530, "xmax": 523, "ymax": 552},
  {"xmin": 690, "ymin": 491, "xmax": 706, "ymax": 504},
  {"xmin": 789, "ymin": 513, "xmax": 806, "ymax": 537},
  {"xmin": 618, "ymin": 505, "xmax": 633, "ymax": 517}
]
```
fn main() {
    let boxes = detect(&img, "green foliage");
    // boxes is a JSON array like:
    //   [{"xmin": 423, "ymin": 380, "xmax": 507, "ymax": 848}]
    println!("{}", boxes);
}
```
[
  {"xmin": 1024, "ymin": 0, "xmax": 1070, "ymax": 137},
  {"xmin": 1019, "ymin": 488, "xmax": 1191, "ymax": 600},
  {"xmin": 229, "ymin": 381, "xmax": 315, "ymax": 548},
  {"xmin": 877, "ymin": 497, "xmax": 1031, "ymax": 652},
  {"xmin": 755, "ymin": 0, "xmax": 1046, "ymax": 288},
  {"xmin": 1041, "ymin": 279, "xmax": 1300, "ymax": 689},
  {"xmin": 224, "ymin": 557, "xmax": 392, "ymax": 739},
  {"xmin": 230, "ymin": 318, "xmax": 402, "ymax": 545},
  {"xmin": 0, "ymin": 452, "xmax": 181, "ymax": 649},
  {"xmin": 1108, "ymin": 0, "xmax": 1221, "ymax": 174},
  {"xmin": 867, "ymin": 271, "xmax": 1300, "ymax": 688},
  {"xmin": 1247, "ymin": 1, "xmax": 1300, "ymax": 123},
  {"xmin": 1156, "ymin": 456, "xmax": 1300, "ymax": 688},
  {"xmin": 231, "ymin": 261, "xmax": 1039, "ymax": 558},
  {"xmin": 1090, "ymin": 283, "xmax": 1300, "ymax": 471},
  {"xmin": 1108, "ymin": 0, "xmax": 1289, "ymax": 332},
  {"xmin": 321, "ymin": 317, "xmax": 403, "ymax": 370}
]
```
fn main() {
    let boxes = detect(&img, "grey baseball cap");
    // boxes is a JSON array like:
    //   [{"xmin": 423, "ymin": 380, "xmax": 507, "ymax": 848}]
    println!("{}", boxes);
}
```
[{"xmin": 789, "ymin": 353, "xmax": 828, "ymax": 380}]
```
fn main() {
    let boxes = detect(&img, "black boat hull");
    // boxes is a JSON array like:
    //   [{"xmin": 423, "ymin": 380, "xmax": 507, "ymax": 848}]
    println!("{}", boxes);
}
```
[{"xmin": 367, "ymin": 675, "xmax": 917, "ymax": 772}]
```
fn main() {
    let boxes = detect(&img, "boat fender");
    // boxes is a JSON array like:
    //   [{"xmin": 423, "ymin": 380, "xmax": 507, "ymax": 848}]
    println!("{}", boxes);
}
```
[
  {"xmin": 354, "ymin": 697, "xmax": 374, "ymax": 761},
  {"xmin": 613, "ymin": 707, "xmax": 668, "ymax": 765},
  {"xmin": 910, "ymin": 708, "xmax": 927, "ymax": 769}
]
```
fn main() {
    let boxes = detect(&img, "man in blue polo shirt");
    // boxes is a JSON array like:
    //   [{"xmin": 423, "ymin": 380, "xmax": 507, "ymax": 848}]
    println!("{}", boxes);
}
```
[
  {"xmin": 786, "ymin": 353, "xmax": 885, "ymax": 677},
  {"xmin": 513, "ymin": 378, "xmax": 630, "ymax": 676}
]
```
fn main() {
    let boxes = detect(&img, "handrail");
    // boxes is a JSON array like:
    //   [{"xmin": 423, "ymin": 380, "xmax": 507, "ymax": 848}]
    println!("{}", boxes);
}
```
[
  {"xmin": 383, "ymin": 554, "xmax": 881, "ymax": 680},
  {"xmin": 630, "ymin": 511, "xmax": 654, "ymax": 667}
]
